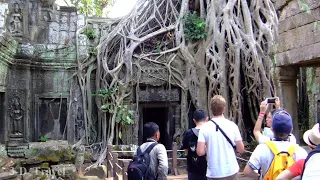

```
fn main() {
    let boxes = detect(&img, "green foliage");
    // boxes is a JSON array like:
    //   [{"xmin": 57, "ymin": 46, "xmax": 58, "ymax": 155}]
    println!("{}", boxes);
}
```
[
  {"xmin": 313, "ymin": 21, "xmax": 320, "ymax": 33},
  {"xmin": 70, "ymin": 0, "xmax": 110, "ymax": 17},
  {"xmin": 92, "ymin": 88, "xmax": 134, "ymax": 127},
  {"xmin": 84, "ymin": 28, "xmax": 96, "ymax": 39},
  {"xmin": 116, "ymin": 105, "xmax": 134, "ymax": 126},
  {"xmin": 88, "ymin": 48, "xmax": 97, "ymax": 56},
  {"xmin": 40, "ymin": 136, "xmax": 48, "ymax": 142},
  {"xmin": 182, "ymin": 12, "xmax": 207, "ymax": 41},
  {"xmin": 298, "ymin": 0, "xmax": 311, "ymax": 14}
]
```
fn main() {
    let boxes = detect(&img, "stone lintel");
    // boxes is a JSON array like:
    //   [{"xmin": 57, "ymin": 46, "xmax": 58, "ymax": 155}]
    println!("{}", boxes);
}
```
[
  {"xmin": 277, "ymin": 42, "xmax": 320, "ymax": 67},
  {"xmin": 59, "ymin": 6, "xmax": 77, "ymax": 13},
  {"xmin": 138, "ymin": 88, "xmax": 180, "ymax": 102},
  {"xmin": 12, "ymin": 59, "xmax": 77, "ymax": 70}
]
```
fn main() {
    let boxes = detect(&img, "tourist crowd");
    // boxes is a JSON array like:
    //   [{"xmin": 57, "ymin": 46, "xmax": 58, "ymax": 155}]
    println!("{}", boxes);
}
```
[{"xmin": 128, "ymin": 95, "xmax": 320, "ymax": 180}]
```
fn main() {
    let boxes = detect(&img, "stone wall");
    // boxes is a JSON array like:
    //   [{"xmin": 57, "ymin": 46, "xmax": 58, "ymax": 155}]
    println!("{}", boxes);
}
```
[
  {"xmin": 276, "ymin": 0, "xmax": 320, "ymax": 66},
  {"xmin": 0, "ymin": 0, "xmax": 86, "ymax": 143},
  {"xmin": 275, "ymin": 0, "xmax": 320, "ymax": 135}
]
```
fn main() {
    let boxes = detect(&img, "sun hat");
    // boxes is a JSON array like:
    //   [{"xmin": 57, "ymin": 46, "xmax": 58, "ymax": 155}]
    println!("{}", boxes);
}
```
[
  {"xmin": 303, "ymin": 123, "xmax": 320, "ymax": 147},
  {"xmin": 272, "ymin": 109, "xmax": 293, "ymax": 134}
]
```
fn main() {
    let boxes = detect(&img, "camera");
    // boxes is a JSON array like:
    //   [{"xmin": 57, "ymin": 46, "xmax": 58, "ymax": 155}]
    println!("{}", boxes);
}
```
[{"xmin": 265, "ymin": 98, "xmax": 276, "ymax": 104}]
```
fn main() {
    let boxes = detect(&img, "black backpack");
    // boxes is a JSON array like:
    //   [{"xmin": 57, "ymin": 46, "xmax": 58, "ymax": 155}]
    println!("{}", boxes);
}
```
[
  {"xmin": 127, "ymin": 142, "xmax": 158, "ymax": 180},
  {"xmin": 301, "ymin": 145, "xmax": 320, "ymax": 179},
  {"xmin": 187, "ymin": 128, "xmax": 207, "ymax": 175}
]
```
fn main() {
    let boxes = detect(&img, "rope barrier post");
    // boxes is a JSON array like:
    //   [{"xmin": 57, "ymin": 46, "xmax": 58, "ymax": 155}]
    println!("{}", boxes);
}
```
[
  {"xmin": 172, "ymin": 142, "xmax": 178, "ymax": 175},
  {"xmin": 107, "ymin": 144, "xmax": 113, "ymax": 177},
  {"xmin": 113, "ymin": 152, "xmax": 119, "ymax": 180},
  {"xmin": 123, "ymin": 161, "xmax": 129, "ymax": 180}
]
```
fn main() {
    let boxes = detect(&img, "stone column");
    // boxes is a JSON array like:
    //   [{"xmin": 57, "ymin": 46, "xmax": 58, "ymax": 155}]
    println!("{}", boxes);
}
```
[{"xmin": 278, "ymin": 66, "xmax": 299, "ymax": 143}]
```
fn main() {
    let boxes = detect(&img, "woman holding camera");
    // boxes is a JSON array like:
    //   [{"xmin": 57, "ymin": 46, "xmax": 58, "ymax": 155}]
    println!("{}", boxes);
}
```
[{"xmin": 253, "ymin": 97, "xmax": 297, "ymax": 144}]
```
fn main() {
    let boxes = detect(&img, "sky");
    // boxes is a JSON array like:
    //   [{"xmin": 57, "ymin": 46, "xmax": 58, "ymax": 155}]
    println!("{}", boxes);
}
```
[{"xmin": 55, "ymin": 0, "xmax": 138, "ymax": 18}]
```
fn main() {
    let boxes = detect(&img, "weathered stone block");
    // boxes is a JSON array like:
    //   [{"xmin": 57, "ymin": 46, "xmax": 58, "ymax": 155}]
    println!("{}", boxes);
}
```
[
  {"xmin": 51, "ymin": 164, "xmax": 77, "ymax": 178},
  {"xmin": 279, "ymin": 7, "xmax": 320, "ymax": 33},
  {"xmin": 16, "ymin": 43, "xmax": 34, "ymax": 58},
  {"xmin": 22, "ymin": 172, "xmax": 34, "ymax": 180},
  {"xmin": 34, "ymin": 44, "xmax": 46, "ymax": 53},
  {"xmin": 48, "ymin": 22, "xmax": 59, "ymax": 44},
  {"xmin": 84, "ymin": 165, "xmax": 107, "ymax": 179},
  {"xmin": 278, "ymin": 0, "xmax": 320, "ymax": 20},
  {"xmin": 77, "ymin": 15, "xmax": 85, "ymax": 29},
  {"xmin": 277, "ymin": 41, "xmax": 320, "ymax": 66},
  {"xmin": 278, "ymin": 23, "xmax": 320, "ymax": 53},
  {"xmin": 0, "ymin": 172, "xmax": 17, "ymax": 179},
  {"xmin": 23, "ymin": 140, "xmax": 74, "ymax": 164},
  {"xmin": 46, "ymin": 44, "xmax": 57, "ymax": 51}
]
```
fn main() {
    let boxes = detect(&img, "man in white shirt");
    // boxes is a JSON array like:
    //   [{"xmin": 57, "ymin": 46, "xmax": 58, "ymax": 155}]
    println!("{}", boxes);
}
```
[
  {"xmin": 244, "ymin": 110, "xmax": 307, "ymax": 180},
  {"xmin": 197, "ymin": 95, "xmax": 244, "ymax": 180}
]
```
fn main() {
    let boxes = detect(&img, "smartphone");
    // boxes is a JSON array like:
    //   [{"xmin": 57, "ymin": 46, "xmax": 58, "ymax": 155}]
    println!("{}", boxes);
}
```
[{"xmin": 266, "ymin": 98, "xmax": 276, "ymax": 104}]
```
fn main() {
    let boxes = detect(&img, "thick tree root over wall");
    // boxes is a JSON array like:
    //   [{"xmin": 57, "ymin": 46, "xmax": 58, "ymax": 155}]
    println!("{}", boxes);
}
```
[{"xmin": 76, "ymin": 0, "xmax": 277, "ymax": 166}]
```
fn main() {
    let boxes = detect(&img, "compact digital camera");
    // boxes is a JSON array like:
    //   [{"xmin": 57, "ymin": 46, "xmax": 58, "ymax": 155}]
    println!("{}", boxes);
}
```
[{"xmin": 265, "ymin": 98, "xmax": 276, "ymax": 104}]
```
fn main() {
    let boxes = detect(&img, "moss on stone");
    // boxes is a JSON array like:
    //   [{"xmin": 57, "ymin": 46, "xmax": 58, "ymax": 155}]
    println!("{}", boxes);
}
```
[
  {"xmin": 30, "ymin": 148, "xmax": 74, "ymax": 163},
  {"xmin": 113, "ymin": 145, "xmax": 120, "ymax": 151},
  {"xmin": 84, "ymin": 152, "xmax": 90, "ymax": 160},
  {"xmin": 40, "ymin": 162, "xmax": 49, "ymax": 169}
]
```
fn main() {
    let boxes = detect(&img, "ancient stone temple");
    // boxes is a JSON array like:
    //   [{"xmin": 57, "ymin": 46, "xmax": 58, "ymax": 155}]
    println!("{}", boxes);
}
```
[
  {"xmin": 0, "ymin": 0, "xmax": 85, "ymax": 157},
  {"xmin": 0, "ymin": 0, "xmax": 187, "ymax": 150},
  {"xmin": 0, "ymin": 0, "xmax": 319, "ymax": 153}
]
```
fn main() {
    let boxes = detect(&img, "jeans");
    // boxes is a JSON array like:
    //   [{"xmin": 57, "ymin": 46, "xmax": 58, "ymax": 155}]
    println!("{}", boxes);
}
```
[{"xmin": 188, "ymin": 172, "xmax": 207, "ymax": 180}]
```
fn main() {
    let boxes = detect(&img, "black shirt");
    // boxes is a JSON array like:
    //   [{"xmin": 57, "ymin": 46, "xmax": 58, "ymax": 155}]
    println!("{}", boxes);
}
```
[{"xmin": 182, "ymin": 128, "xmax": 207, "ymax": 175}]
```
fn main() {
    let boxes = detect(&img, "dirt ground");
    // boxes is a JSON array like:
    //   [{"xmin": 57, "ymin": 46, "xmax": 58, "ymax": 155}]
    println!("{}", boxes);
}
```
[{"xmin": 105, "ymin": 173, "xmax": 256, "ymax": 180}]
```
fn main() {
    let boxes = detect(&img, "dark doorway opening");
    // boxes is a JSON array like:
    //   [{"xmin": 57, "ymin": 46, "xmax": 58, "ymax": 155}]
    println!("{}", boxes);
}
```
[
  {"xmin": 0, "ymin": 93, "xmax": 5, "ymax": 143},
  {"xmin": 142, "ymin": 107, "xmax": 169, "ymax": 148},
  {"xmin": 38, "ymin": 98, "xmax": 67, "ymax": 140}
]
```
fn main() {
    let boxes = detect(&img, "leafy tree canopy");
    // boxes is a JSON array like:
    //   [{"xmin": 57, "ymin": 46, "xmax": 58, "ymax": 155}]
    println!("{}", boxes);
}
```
[{"xmin": 69, "ymin": 0, "xmax": 111, "ymax": 16}]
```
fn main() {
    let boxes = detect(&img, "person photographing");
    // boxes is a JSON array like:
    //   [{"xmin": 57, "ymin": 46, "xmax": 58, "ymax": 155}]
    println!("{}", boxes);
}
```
[{"xmin": 253, "ymin": 97, "xmax": 296, "ymax": 144}]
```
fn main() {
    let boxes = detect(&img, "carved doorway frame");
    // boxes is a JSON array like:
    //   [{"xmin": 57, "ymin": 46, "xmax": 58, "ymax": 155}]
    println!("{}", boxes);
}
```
[
  {"xmin": 34, "ymin": 92, "xmax": 69, "ymax": 141},
  {"xmin": 138, "ymin": 102, "xmax": 178, "ymax": 149}
]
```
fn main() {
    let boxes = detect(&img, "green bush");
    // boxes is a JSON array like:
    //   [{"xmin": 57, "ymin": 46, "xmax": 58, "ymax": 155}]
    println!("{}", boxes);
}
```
[
  {"xmin": 88, "ymin": 48, "xmax": 97, "ymax": 56},
  {"xmin": 40, "ymin": 136, "xmax": 48, "ymax": 142},
  {"xmin": 182, "ymin": 12, "xmax": 207, "ymax": 41},
  {"xmin": 84, "ymin": 28, "xmax": 96, "ymax": 39}
]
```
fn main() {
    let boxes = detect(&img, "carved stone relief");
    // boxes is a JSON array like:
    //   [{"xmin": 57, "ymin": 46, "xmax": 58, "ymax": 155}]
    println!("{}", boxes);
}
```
[
  {"xmin": 9, "ymin": 2, "xmax": 23, "ymax": 36},
  {"xmin": 138, "ymin": 87, "xmax": 180, "ymax": 102},
  {"xmin": 75, "ymin": 107, "xmax": 85, "ymax": 140},
  {"xmin": 9, "ymin": 96, "xmax": 23, "ymax": 136}
]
